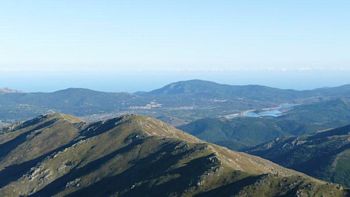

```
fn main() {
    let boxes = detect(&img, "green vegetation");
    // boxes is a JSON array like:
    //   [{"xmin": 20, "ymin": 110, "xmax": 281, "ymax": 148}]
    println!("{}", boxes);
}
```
[
  {"xmin": 180, "ymin": 117, "xmax": 286, "ymax": 150},
  {"xmin": 181, "ymin": 98, "xmax": 350, "ymax": 150},
  {"xmin": 247, "ymin": 124, "xmax": 350, "ymax": 188},
  {"xmin": 1, "ymin": 80, "xmax": 350, "ymax": 123},
  {"xmin": 0, "ymin": 113, "xmax": 347, "ymax": 196}
]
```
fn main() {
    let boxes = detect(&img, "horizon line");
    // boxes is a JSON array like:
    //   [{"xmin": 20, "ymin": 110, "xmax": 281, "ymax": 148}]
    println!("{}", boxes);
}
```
[{"xmin": 2, "ymin": 79, "xmax": 349, "ymax": 94}]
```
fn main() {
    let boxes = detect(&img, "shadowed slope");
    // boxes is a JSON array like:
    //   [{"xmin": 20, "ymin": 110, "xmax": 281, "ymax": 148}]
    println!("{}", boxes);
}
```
[
  {"xmin": 0, "ymin": 114, "xmax": 348, "ymax": 197},
  {"xmin": 247, "ymin": 124, "xmax": 350, "ymax": 187}
]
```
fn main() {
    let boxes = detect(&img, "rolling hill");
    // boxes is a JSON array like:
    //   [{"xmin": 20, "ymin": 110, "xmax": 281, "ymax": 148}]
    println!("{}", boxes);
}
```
[
  {"xmin": 0, "ymin": 113, "xmax": 347, "ymax": 196},
  {"xmin": 180, "ymin": 98, "xmax": 350, "ymax": 150},
  {"xmin": 148, "ymin": 79, "xmax": 301, "ymax": 102},
  {"xmin": 1, "ymin": 80, "xmax": 350, "ymax": 122},
  {"xmin": 247, "ymin": 124, "xmax": 350, "ymax": 188},
  {"xmin": 179, "ymin": 117, "xmax": 287, "ymax": 150}
]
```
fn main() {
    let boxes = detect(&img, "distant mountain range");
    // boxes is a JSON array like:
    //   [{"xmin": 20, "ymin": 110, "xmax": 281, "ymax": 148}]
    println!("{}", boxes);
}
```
[
  {"xmin": 148, "ymin": 80, "xmax": 300, "ymax": 101},
  {"xmin": 247, "ymin": 124, "xmax": 350, "ymax": 188},
  {"xmin": 1, "ymin": 79, "xmax": 350, "ymax": 122},
  {"xmin": 150, "ymin": 80, "xmax": 350, "ymax": 99},
  {"xmin": 0, "ymin": 113, "xmax": 347, "ymax": 196},
  {"xmin": 180, "ymin": 98, "xmax": 350, "ymax": 150}
]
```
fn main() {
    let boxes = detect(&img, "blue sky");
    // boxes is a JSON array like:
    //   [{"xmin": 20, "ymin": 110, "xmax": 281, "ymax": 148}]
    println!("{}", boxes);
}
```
[{"xmin": 1, "ymin": 1, "xmax": 350, "ymax": 92}]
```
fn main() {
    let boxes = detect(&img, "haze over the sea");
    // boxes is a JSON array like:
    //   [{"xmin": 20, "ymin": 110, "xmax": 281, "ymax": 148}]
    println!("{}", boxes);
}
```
[{"xmin": 1, "ymin": 1, "xmax": 349, "ymax": 92}]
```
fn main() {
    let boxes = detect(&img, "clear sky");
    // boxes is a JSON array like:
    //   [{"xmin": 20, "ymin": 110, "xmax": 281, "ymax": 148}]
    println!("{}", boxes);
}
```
[{"xmin": 1, "ymin": 0, "xmax": 350, "ymax": 92}]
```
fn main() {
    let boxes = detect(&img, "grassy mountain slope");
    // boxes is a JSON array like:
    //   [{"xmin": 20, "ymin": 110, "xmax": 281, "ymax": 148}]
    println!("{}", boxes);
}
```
[
  {"xmin": 0, "ymin": 113, "xmax": 347, "ymax": 196},
  {"xmin": 247, "ymin": 124, "xmax": 350, "ymax": 188}
]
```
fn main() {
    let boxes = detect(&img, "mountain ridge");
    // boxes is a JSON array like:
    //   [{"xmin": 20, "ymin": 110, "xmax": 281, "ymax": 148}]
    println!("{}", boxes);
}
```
[
  {"xmin": 4, "ymin": 79, "xmax": 350, "ymax": 94},
  {"xmin": 247, "ymin": 124, "xmax": 350, "ymax": 188},
  {"xmin": 1, "ymin": 79, "xmax": 350, "ymax": 126},
  {"xmin": 0, "ymin": 113, "xmax": 347, "ymax": 196}
]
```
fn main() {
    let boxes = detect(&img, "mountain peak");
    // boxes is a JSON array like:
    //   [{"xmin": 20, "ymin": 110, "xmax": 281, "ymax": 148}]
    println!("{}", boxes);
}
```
[
  {"xmin": 13, "ymin": 112, "xmax": 83, "ymax": 131},
  {"xmin": 46, "ymin": 112, "xmax": 83, "ymax": 123},
  {"xmin": 94, "ymin": 114, "xmax": 202, "ymax": 143},
  {"xmin": 148, "ymin": 80, "xmax": 290, "ymax": 102},
  {"xmin": 53, "ymin": 88, "xmax": 103, "ymax": 94},
  {"xmin": 34, "ymin": 112, "xmax": 83, "ymax": 124},
  {"xmin": 0, "ymin": 114, "xmax": 348, "ymax": 196},
  {"xmin": 150, "ymin": 79, "xmax": 222, "ymax": 94}
]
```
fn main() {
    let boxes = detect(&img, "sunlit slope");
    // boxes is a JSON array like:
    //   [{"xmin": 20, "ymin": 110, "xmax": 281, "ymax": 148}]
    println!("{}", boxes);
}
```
[{"xmin": 0, "ymin": 113, "xmax": 347, "ymax": 196}]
